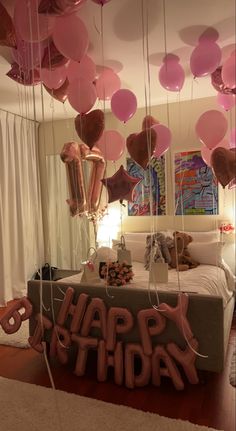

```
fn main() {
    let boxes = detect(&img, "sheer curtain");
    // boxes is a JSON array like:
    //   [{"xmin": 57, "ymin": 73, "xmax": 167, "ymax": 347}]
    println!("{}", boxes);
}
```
[
  {"xmin": 0, "ymin": 110, "xmax": 44, "ymax": 306},
  {"xmin": 46, "ymin": 155, "xmax": 90, "ymax": 270}
]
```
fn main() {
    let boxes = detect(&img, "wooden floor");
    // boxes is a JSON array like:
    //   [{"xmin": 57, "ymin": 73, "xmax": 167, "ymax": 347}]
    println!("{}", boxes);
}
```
[{"xmin": 0, "ymin": 302, "xmax": 235, "ymax": 431}]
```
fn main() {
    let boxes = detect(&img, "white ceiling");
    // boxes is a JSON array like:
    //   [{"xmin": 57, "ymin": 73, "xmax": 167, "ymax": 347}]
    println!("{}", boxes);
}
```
[{"xmin": 0, "ymin": 0, "xmax": 235, "ymax": 121}]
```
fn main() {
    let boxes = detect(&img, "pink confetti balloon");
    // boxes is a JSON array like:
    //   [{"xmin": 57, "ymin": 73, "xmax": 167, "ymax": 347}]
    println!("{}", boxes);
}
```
[
  {"xmin": 96, "ymin": 69, "xmax": 121, "ymax": 100},
  {"xmin": 111, "ymin": 89, "xmax": 137, "ymax": 122},
  {"xmin": 195, "ymin": 110, "xmax": 227, "ymax": 149},
  {"xmin": 68, "ymin": 78, "xmax": 97, "ymax": 113},
  {"xmin": 53, "ymin": 14, "xmax": 88, "ymax": 61},
  {"xmin": 159, "ymin": 54, "xmax": 185, "ymax": 92},
  {"xmin": 14, "ymin": 0, "xmax": 55, "ymax": 42},
  {"xmin": 96, "ymin": 130, "xmax": 125, "ymax": 161},
  {"xmin": 190, "ymin": 41, "xmax": 222, "ymax": 77}
]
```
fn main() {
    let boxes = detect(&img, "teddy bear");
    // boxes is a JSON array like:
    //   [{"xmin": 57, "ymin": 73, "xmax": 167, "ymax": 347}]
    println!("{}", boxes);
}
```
[{"xmin": 169, "ymin": 231, "xmax": 199, "ymax": 271}]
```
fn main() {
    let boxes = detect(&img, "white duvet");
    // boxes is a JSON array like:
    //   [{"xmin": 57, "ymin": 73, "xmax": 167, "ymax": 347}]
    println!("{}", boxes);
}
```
[{"xmin": 58, "ymin": 261, "xmax": 235, "ymax": 308}]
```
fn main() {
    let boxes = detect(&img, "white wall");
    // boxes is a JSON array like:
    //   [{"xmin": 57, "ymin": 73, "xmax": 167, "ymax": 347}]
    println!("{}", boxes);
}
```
[{"xmin": 39, "ymin": 96, "xmax": 235, "ymax": 271}]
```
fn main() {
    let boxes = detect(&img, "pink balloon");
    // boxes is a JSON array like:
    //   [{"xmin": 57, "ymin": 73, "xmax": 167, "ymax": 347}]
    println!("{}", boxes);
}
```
[
  {"xmin": 159, "ymin": 54, "xmax": 185, "ymax": 92},
  {"xmin": 96, "ymin": 130, "xmax": 125, "ymax": 161},
  {"xmin": 229, "ymin": 128, "xmax": 236, "ymax": 149},
  {"xmin": 91, "ymin": 0, "xmax": 111, "ymax": 4},
  {"xmin": 217, "ymin": 92, "xmax": 236, "ymax": 111},
  {"xmin": 190, "ymin": 41, "xmax": 222, "ymax": 77},
  {"xmin": 96, "ymin": 69, "xmax": 121, "ymax": 100},
  {"xmin": 41, "ymin": 65, "xmax": 67, "ymax": 89},
  {"xmin": 14, "ymin": 0, "xmax": 55, "ymax": 42},
  {"xmin": 111, "ymin": 89, "xmax": 137, "ymax": 122},
  {"xmin": 68, "ymin": 78, "xmax": 97, "ymax": 113},
  {"xmin": 201, "ymin": 139, "xmax": 230, "ymax": 167},
  {"xmin": 67, "ymin": 55, "xmax": 96, "ymax": 82},
  {"xmin": 53, "ymin": 14, "xmax": 88, "ymax": 61},
  {"xmin": 195, "ymin": 110, "xmax": 228, "ymax": 149},
  {"xmin": 152, "ymin": 124, "xmax": 172, "ymax": 158},
  {"xmin": 222, "ymin": 51, "xmax": 236, "ymax": 89}
]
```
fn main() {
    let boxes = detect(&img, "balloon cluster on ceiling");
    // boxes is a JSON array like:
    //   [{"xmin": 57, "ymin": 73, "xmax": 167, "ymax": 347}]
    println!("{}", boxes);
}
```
[{"xmin": 0, "ymin": 0, "xmax": 235, "ymax": 197}]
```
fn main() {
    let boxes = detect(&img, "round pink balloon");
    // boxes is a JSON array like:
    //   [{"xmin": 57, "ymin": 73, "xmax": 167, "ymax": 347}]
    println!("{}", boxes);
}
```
[
  {"xmin": 159, "ymin": 54, "xmax": 185, "ymax": 92},
  {"xmin": 96, "ymin": 69, "xmax": 121, "ymax": 100},
  {"xmin": 96, "ymin": 130, "xmax": 125, "ymax": 161},
  {"xmin": 195, "ymin": 110, "xmax": 228, "ymax": 149},
  {"xmin": 222, "ymin": 51, "xmax": 236, "ymax": 89},
  {"xmin": 91, "ymin": 0, "xmax": 111, "ymax": 4},
  {"xmin": 152, "ymin": 124, "xmax": 172, "ymax": 158},
  {"xmin": 53, "ymin": 14, "xmax": 88, "ymax": 61},
  {"xmin": 190, "ymin": 41, "xmax": 222, "ymax": 77},
  {"xmin": 41, "ymin": 65, "xmax": 67, "ymax": 89},
  {"xmin": 14, "ymin": 0, "xmax": 55, "ymax": 42},
  {"xmin": 111, "ymin": 89, "xmax": 137, "ymax": 122},
  {"xmin": 201, "ymin": 139, "xmax": 229, "ymax": 167},
  {"xmin": 68, "ymin": 78, "xmax": 97, "ymax": 113},
  {"xmin": 217, "ymin": 92, "xmax": 236, "ymax": 111},
  {"xmin": 66, "ymin": 56, "xmax": 96, "ymax": 83},
  {"xmin": 229, "ymin": 127, "xmax": 236, "ymax": 148}
]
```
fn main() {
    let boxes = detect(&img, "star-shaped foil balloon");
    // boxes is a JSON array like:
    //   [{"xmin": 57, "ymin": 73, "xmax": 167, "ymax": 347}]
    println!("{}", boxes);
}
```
[{"xmin": 101, "ymin": 165, "xmax": 141, "ymax": 203}]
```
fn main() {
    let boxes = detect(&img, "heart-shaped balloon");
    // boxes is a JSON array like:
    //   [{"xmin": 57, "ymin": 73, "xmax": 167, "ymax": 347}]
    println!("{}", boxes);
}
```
[
  {"xmin": 142, "ymin": 115, "xmax": 159, "ymax": 131},
  {"xmin": 74, "ymin": 109, "xmax": 105, "ymax": 149},
  {"xmin": 211, "ymin": 147, "xmax": 236, "ymax": 188},
  {"xmin": 44, "ymin": 78, "xmax": 69, "ymax": 103},
  {"xmin": 126, "ymin": 129, "xmax": 156, "ymax": 169},
  {"xmin": 41, "ymin": 40, "xmax": 69, "ymax": 70}
]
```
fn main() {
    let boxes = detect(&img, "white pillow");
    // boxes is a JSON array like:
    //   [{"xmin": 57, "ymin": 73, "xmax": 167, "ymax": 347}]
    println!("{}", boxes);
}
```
[
  {"xmin": 91, "ymin": 247, "xmax": 117, "ymax": 264},
  {"xmin": 188, "ymin": 241, "xmax": 224, "ymax": 266},
  {"xmin": 179, "ymin": 230, "xmax": 220, "ymax": 243},
  {"xmin": 112, "ymin": 240, "xmax": 146, "ymax": 263}
]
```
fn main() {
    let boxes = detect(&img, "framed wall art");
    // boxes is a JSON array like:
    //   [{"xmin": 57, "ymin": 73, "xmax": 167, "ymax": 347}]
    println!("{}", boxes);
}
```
[
  {"xmin": 174, "ymin": 150, "xmax": 218, "ymax": 215},
  {"xmin": 126, "ymin": 157, "xmax": 166, "ymax": 216}
]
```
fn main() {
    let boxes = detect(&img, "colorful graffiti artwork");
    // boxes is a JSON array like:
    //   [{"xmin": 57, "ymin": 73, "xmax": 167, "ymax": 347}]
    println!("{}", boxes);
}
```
[
  {"xmin": 127, "ymin": 157, "xmax": 166, "ymax": 216},
  {"xmin": 175, "ymin": 151, "xmax": 218, "ymax": 215}
]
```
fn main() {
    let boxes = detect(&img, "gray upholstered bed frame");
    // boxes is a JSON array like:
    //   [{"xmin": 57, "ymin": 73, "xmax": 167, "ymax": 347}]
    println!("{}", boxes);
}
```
[{"xmin": 27, "ymin": 280, "xmax": 235, "ymax": 373}]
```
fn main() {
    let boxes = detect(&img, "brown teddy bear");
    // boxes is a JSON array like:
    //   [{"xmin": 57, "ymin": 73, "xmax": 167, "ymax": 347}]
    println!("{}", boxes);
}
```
[{"xmin": 169, "ymin": 231, "xmax": 199, "ymax": 271}]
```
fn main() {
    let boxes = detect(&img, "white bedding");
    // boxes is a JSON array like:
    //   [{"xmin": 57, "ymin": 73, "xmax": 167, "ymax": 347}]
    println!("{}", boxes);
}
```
[{"xmin": 58, "ymin": 262, "xmax": 235, "ymax": 308}]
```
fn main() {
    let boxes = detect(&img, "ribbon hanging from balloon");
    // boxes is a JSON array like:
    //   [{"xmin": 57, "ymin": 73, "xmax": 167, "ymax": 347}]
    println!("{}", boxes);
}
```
[{"xmin": 60, "ymin": 141, "xmax": 105, "ymax": 217}]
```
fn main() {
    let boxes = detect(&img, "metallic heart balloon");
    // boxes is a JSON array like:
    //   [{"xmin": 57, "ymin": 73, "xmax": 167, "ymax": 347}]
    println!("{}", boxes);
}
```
[
  {"xmin": 142, "ymin": 115, "xmax": 159, "ymax": 131},
  {"xmin": 126, "ymin": 129, "xmax": 156, "ymax": 169},
  {"xmin": 211, "ymin": 147, "xmax": 236, "ymax": 188},
  {"xmin": 44, "ymin": 78, "xmax": 69, "ymax": 103},
  {"xmin": 41, "ymin": 40, "xmax": 70, "ymax": 70},
  {"xmin": 38, "ymin": 0, "xmax": 86, "ymax": 15},
  {"xmin": 211, "ymin": 67, "xmax": 236, "ymax": 95},
  {"xmin": 0, "ymin": 2, "xmax": 16, "ymax": 48},
  {"xmin": 74, "ymin": 109, "xmax": 105, "ymax": 149}
]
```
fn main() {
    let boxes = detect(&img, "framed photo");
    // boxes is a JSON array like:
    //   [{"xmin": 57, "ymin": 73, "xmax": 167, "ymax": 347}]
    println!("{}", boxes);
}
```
[
  {"xmin": 174, "ymin": 150, "xmax": 218, "ymax": 215},
  {"xmin": 126, "ymin": 157, "xmax": 166, "ymax": 216}
]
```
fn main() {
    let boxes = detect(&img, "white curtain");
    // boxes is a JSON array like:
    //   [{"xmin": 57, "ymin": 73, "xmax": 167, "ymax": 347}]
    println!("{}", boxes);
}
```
[
  {"xmin": 0, "ymin": 110, "xmax": 44, "ymax": 306},
  {"xmin": 46, "ymin": 155, "xmax": 90, "ymax": 270}
]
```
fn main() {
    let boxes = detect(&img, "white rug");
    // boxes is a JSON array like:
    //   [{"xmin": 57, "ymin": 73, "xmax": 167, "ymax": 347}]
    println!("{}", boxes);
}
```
[
  {"xmin": 0, "ymin": 320, "xmax": 29, "ymax": 348},
  {"xmin": 0, "ymin": 377, "xmax": 222, "ymax": 431}
]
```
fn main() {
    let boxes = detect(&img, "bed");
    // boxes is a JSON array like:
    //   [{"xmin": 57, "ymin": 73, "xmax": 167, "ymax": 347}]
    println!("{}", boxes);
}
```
[{"xmin": 27, "ymin": 230, "xmax": 235, "ymax": 379}]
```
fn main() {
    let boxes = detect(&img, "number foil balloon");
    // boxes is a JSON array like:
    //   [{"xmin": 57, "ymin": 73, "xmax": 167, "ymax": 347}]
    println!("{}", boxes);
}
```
[
  {"xmin": 74, "ymin": 109, "xmax": 105, "ymax": 149},
  {"xmin": 126, "ymin": 129, "xmax": 156, "ymax": 169},
  {"xmin": 60, "ymin": 142, "xmax": 105, "ymax": 216},
  {"xmin": 211, "ymin": 147, "xmax": 236, "ymax": 188},
  {"xmin": 0, "ymin": 2, "xmax": 17, "ymax": 48}
]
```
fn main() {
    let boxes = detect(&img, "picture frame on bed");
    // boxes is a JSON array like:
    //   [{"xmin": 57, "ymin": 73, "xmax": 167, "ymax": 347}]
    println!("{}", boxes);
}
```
[
  {"xmin": 174, "ymin": 150, "xmax": 219, "ymax": 215},
  {"xmin": 126, "ymin": 156, "xmax": 166, "ymax": 216}
]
